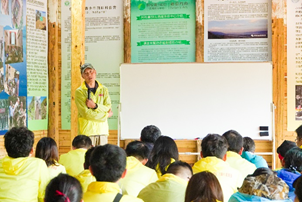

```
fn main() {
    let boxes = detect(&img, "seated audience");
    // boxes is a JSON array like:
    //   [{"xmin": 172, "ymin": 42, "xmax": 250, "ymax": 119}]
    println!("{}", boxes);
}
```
[
  {"xmin": 75, "ymin": 147, "xmax": 96, "ymax": 192},
  {"xmin": 229, "ymin": 167, "xmax": 291, "ymax": 202},
  {"xmin": 140, "ymin": 125, "xmax": 161, "ymax": 153},
  {"xmin": 83, "ymin": 144, "xmax": 143, "ymax": 202},
  {"xmin": 296, "ymin": 125, "xmax": 302, "ymax": 148},
  {"xmin": 35, "ymin": 137, "xmax": 66, "ymax": 179},
  {"xmin": 119, "ymin": 141, "xmax": 158, "ymax": 196},
  {"xmin": 276, "ymin": 147, "xmax": 302, "ymax": 201},
  {"xmin": 192, "ymin": 133, "xmax": 243, "ymax": 202},
  {"xmin": 59, "ymin": 135, "xmax": 92, "ymax": 176},
  {"xmin": 138, "ymin": 161, "xmax": 193, "ymax": 202},
  {"xmin": 277, "ymin": 140, "xmax": 297, "ymax": 168},
  {"xmin": 294, "ymin": 175, "xmax": 302, "ymax": 202},
  {"xmin": 222, "ymin": 130, "xmax": 257, "ymax": 178},
  {"xmin": 241, "ymin": 137, "xmax": 268, "ymax": 168},
  {"xmin": 185, "ymin": 171, "xmax": 224, "ymax": 202},
  {"xmin": 0, "ymin": 127, "xmax": 49, "ymax": 202},
  {"xmin": 45, "ymin": 173, "xmax": 83, "ymax": 202},
  {"xmin": 146, "ymin": 136, "xmax": 179, "ymax": 178}
]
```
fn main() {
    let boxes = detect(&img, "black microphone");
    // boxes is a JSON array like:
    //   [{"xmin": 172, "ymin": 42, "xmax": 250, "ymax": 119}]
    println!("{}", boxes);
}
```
[{"xmin": 88, "ymin": 88, "xmax": 91, "ymax": 100}]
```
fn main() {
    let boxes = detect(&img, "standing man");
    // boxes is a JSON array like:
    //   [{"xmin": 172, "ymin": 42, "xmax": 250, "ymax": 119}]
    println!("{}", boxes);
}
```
[{"xmin": 75, "ymin": 63, "xmax": 112, "ymax": 146}]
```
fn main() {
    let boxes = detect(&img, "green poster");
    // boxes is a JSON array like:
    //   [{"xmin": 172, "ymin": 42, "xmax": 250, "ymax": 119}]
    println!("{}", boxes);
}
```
[{"xmin": 131, "ymin": 0, "xmax": 196, "ymax": 63}]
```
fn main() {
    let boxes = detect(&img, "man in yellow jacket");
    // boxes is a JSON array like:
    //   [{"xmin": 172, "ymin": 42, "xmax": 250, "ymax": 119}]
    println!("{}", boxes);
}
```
[
  {"xmin": 83, "ymin": 144, "xmax": 143, "ymax": 202},
  {"xmin": 0, "ymin": 127, "xmax": 50, "ymax": 202},
  {"xmin": 192, "ymin": 134, "xmax": 243, "ymax": 202},
  {"xmin": 75, "ymin": 63, "xmax": 113, "ymax": 145},
  {"xmin": 119, "ymin": 141, "xmax": 158, "ymax": 196}
]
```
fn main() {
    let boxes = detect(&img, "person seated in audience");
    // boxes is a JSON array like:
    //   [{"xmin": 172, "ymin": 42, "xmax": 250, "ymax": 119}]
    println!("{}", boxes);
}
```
[
  {"xmin": 119, "ymin": 141, "xmax": 158, "ymax": 197},
  {"xmin": 294, "ymin": 175, "xmax": 302, "ymax": 202},
  {"xmin": 185, "ymin": 171, "xmax": 224, "ymax": 202},
  {"xmin": 241, "ymin": 137, "xmax": 268, "ymax": 168},
  {"xmin": 35, "ymin": 137, "xmax": 66, "ymax": 179},
  {"xmin": 192, "ymin": 133, "xmax": 243, "ymax": 202},
  {"xmin": 146, "ymin": 136, "xmax": 179, "ymax": 178},
  {"xmin": 140, "ymin": 125, "xmax": 161, "ymax": 153},
  {"xmin": 0, "ymin": 127, "xmax": 49, "ymax": 202},
  {"xmin": 229, "ymin": 167, "xmax": 291, "ymax": 202},
  {"xmin": 45, "ymin": 173, "xmax": 83, "ymax": 202},
  {"xmin": 59, "ymin": 135, "xmax": 92, "ymax": 176},
  {"xmin": 277, "ymin": 140, "xmax": 297, "ymax": 169},
  {"xmin": 138, "ymin": 161, "xmax": 193, "ymax": 202},
  {"xmin": 83, "ymin": 144, "xmax": 143, "ymax": 202},
  {"xmin": 75, "ymin": 147, "xmax": 96, "ymax": 193},
  {"xmin": 276, "ymin": 147, "xmax": 302, "ymax": 201},
  {"xmin": 296, "ymin": 125, "xmax": 302, "ymax": 148},
  {"xmin": 222, "ymin": 130, "xmax": 257, "ymax": 178}
]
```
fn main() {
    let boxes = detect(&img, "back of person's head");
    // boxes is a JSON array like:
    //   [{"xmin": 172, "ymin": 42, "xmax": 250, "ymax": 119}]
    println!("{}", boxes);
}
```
[
  {"xmin": 243, "ymin": 137, "xmax": 256, "ymax": 153},
  {"xmin": 283, "ymin": 147, "xmax": 302, "ymax": 172},
  {"xmin": 125, "ymin": 140, "xmax": 150, "ymax": 161},
  {"xmin": 4, "ymin": 127, "xmax": 34, "ymax": 158},
  {"xmin": 72, "ymin": 135, "xmax": 92, "ymax": 149},
  {"xmin": 277, "ymin": 140, "xmax": 297, "ymax": 161},
  {"xmin": 294, "ymin": 176, "xmax": 302, "ymax": 202},
  {"xmin": 201, "ymin": 134, "xmax": 228, "ymax": 159},
  {"xmin": 296, "ymin": 124, "xmax": 302, "ymax": 140},
  {"xmin": 146, "ymin": 136, "xmax": 179, "ymax": 175},
  {"xmin": 166, "ymin": 161, "xmax": 193, "ymax": 181},
  {"xmin": 140, "ymin": 125, "xmax": 161, "ymax": 144},
  {"xmin": 250, "ymin": 167, "xmax": 274, "ymax": 176},
  {"xmin": 35, "ymin": 137, "xmax": 59, "ymax": 167},
  {"xmin": 185, "ymin": 171, "xmax": 224, "ymax": 202},
  {"xmin": 89, "ymin": 144, "xmax": 126, "ymax": 182},
  {"xmin": 222, "ymin": 130, "xmax": 243, "ymax": 153},
  {"xmin": 45, "ymin": 173, "xmax": 83, "ymax": 202},
  {"xmin": 83, "ymin": 147, "xmax": 95, "ymax": 170}
]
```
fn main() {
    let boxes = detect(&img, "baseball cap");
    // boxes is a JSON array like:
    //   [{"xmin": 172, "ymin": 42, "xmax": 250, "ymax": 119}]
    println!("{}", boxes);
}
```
[
  {"xmin": 277, "ymin": 140, "xmax": 297, "ymax": 159},
  {"xmin": 80, "ymin": 63, "xmax": 95, "ymax": 74}
]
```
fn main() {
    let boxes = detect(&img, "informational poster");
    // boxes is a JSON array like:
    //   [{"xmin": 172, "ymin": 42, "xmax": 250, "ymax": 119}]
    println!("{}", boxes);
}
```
[
  {"xmin": 204, "ymin": 0, "xmax": 272, "ymax": 62},
  {"xmin": 61, "ymin": 0, "xmax": 123, "ymax": 130},
  {"xmin": 287, "ymin": 0, "xmax": 302, "ymax": 131},
  {"xmin": 131, "ymin": 0, "xmax": 196, "ymax": 63}
]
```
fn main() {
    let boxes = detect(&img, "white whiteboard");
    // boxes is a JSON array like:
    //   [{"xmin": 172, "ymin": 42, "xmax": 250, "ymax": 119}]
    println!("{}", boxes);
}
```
[{"xmin": 119, "ymin": 63, "xmax": 273, "ymax": 140}]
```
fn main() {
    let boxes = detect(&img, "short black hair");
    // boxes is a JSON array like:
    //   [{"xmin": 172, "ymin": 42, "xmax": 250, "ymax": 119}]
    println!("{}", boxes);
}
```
[
  {"xmin": 90, "ymin": 144, "xmax": 126, "ymax": 182},
  {"xmin": 125, "ymin": 141, "xmax": 150, "ymax": 161},
  {"xmin": 222, "ymin": 130, "xmax": 243, "ymax": 153},
  {"xmin": 35, "ymin": 137, "xmax": 59, "ymax": 167},
  {"xmin": 4, "ymin": 127, "xmax": 34, "ymax": 158},
  {"xmin": 277, "ymin": 140, "xmax": 297, "ymax": 158},
  {"xmin": 167, "ymin": 161, "xmax": 193, "ymax": 176},
  {"xmin": 296, "ymin": 124, "xmax": 302, "ymax": 139},
  {"xmin": 84, "ymin": 147, "xmax": 95, "ymax": 170},
  {"xmin": 72, "ymin": 135, "xmax": 92, "ymax": 149},
  {"xmin": 201, "ymin": 134, "xmax": 228, "ymax": 159},
  {"xmin": 243, "ymin": 137, "xmax": 255, "ymax": 152},
  {"xmin": 284, "ymin": 147, "xmax": 302, "ymax": 172},
  {"xmin": 294, "ymin": 176, "xmax": 302, "ymax": 201},
  {"xmin": 140, "ymin": 125, "xmax": 161, "ymax": 144}
]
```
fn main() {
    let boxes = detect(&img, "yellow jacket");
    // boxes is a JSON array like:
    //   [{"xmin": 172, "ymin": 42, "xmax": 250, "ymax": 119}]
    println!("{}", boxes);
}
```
[
  {"xmin": 75, "ymin": 169, "xmax": 96, "ymax": 193},
  {"xmin": 0, "ymin": 156, "xmax": 50, "ymax": 202},
  {"xmin": 48, "ymin": 163, "xmax": 66, "ymax": 179},
  {"xmin": 192, "ymin": 156, "xmax": 243, "ymax": 202},
  {"xmin": 119, "ymin": 156, "xmax": 158, "ymax": 196},
  {"xmin": 138, "ymin": 173, "xmax": 188, "ymax": 202},
  {"xmin": 59, "ymin": 148, "xmax": 86, "ymax": 176},
  {"xmin": 83, "ymin": 181, "xmax": 143, "ymax": 202},
  {"xmin": 155, "ymin": 158, "xmax": 175, "ymax": 178},
  {"xmin": 75, "ymin": 81, "xmax": 111, "ymax": 136},
  {"xmin": 226, "ymin": 151, "xmax": 257, "ymax": 178}
]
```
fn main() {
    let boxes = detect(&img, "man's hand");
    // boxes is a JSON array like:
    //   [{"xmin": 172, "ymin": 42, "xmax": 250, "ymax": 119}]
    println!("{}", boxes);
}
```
[
  {"xmin": 86, "ymin": 99, "xmax": 96, "ymax": 109},
  {"xmin": 108, "ymin": 109, "xmax": 113, "ymax": 118}
]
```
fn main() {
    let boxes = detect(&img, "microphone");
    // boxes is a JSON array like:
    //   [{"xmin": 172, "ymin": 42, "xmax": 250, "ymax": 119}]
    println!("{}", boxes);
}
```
[{"xmin": 88, "ymin": 88, "xmax": 91, "ymax": 100}]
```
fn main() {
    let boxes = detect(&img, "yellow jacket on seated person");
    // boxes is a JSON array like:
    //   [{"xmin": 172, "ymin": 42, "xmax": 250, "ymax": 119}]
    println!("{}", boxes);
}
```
[
  {"xmin": 0, "ymin": 156, "xmax": 50, "ymax": 202},
  {"xmin": 59, "ymin": 148, "xmax": 87, "ymax": 176},
  {"xmin": 83, "ymin": 181, "xmax": 143, "ymax": 202},
  {"xmin": 119, "ymin": 156, "xmax": 158, "ymax": 196},
  {"xmin": 76, "ymin": 169, "xmax": 96, "ymax": 193},
  {"xmin": 155, "ymin": 158, "xmax": 175, "ymax": 178}
]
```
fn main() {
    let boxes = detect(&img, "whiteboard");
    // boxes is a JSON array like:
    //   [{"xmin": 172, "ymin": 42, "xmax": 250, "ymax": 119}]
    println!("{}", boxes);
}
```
[{"xmin": 119, "ymin": 63, "xmax": 273, "ymax": 140}]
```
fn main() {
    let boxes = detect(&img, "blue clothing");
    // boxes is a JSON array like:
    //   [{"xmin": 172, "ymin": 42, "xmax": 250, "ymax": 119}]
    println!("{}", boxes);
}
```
[
  {"xmin": 276, "ymin": 169, "xmax": 300, "ymax": 201},
  {"xmin": 241, "ymin": 151, "xmax": 268, "ymax": 168},
  {"xmin": 229, "ymin": 192, "xmax": 292, "ymax": 202}
]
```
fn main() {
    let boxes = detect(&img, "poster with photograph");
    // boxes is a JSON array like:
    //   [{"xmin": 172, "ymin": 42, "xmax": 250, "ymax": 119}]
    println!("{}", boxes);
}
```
[
  {"xmin": 27, "ymin": 96, "xmax": 47, "ymax": 120},
  {"xmin": 8, "ymin": 96, "xmax": 26, "ymax": 128},
  {"xmin": 204, "ymin": 0, "xmax": 272, "ymax": 62}
]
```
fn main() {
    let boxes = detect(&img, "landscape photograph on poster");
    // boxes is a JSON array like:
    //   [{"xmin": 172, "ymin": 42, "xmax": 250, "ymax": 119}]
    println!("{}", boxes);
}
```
[
  {"xmin": 4, "ymin": 64, "xmax": 19, "ymax": 96},
  {"xmin": 8, "ymin": 96, "xmax": 26, "ymax": 128},
  {"xmin": 208, "ymin": 19, "xmax": 268, "ymax": 39},
  {"xmin": 0, "ymin": 99, "xmax": 8, "ymax": 131},
  {"xmin": 27, "ymin": 96, "xmax": 47, "ymax": 120},
  {"xmin": 35, "ymin": 10, "xmax": 46, "ymax": 30}
]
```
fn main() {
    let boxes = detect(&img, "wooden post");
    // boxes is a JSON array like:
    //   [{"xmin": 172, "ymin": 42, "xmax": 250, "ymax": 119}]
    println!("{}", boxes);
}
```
[
  {"xmin": 124, "ymin": 0, "xmax": 131, "ymax": 63},
  {"xmin": 195, "ymin": 0, "xmax": 203, "ymax": 62},
  {"xmin": 71, "ymin": 0, "xmax": 85, "ymax": 146}
]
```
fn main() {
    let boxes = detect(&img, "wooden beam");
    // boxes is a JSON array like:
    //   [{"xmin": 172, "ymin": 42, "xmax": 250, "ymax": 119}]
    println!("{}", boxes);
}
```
[
  {"xmin": 71, "ymin": 0, "xmax": 85, "ymax": 147},
  {"xmin": 195, "ymin": 0, "xmax": 203, "ymax": 62},
  {"xmin": 124, "ymin": 0, "xmax": 131, "ymax": 63}
]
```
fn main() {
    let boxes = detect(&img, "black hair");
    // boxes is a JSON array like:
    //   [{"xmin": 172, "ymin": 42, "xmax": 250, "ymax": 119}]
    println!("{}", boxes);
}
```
[
  {"xmin": 296, "ymin": 124, "xmax": 302, "ymax": 139},
  {"xmin": 250, "ymin": 167, "xmax": 273, "ymax": 177},
  {"xmin": 72, "ymin": 135, "xmax": 92, "ymax": 149},
  {"xmin": 201, "ymin": 134, "xmax": 228, "ymax": 159},
  {"xmin": 35, "ymin": 137, "xmax": 59, "ymax": 167},
  {"xmin": 243, "ymin": 137, "xmax": 256, "ymax": 152},
  {"xmin": 90, "ymin": 144, "xmax": 126, "ymax": 182},
  {"xmin": 140, "ymin": 125, "xmax": 161, "ymax": 144},
  {"xmin": 166, "ymin": 161, "xmax": 193, "ymax": 176},
  {"xmin": 4, "ymin": 127, "xmax": 34, "ymax": 158},
  {"xmin": 146, "ymin": 136, "xmax": 179, "ymax": 176},
  {"xmin": 222, "ymin": 130, "xmax": 243, "ymax": 153},
  {"xmin": 84, "ymin": 147, "xmax": 95, "ymax": 170},
  {"xmin": 125, "ymin": 140, "xmax": 150, "ymax": 161},
  {"xmin": 284, "ymin": 147, "xmax": 302, "ymax": 172},
  {"xmin": 277, "ymin": 140, "xmax": 297, "ymax": 158},
  {"xmin": 294, "ymin": 176, "xmax": 302, "ymax": 201},
  {"xmin": 45, "ymin": 173, "xmax": 83, "ymax": 202}
]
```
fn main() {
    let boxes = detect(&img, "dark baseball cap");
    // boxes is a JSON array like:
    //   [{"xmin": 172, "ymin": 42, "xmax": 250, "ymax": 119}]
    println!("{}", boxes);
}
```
[{"xmin": 80, "ymin": 63, "xmax": 95, "ymax": 74}]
